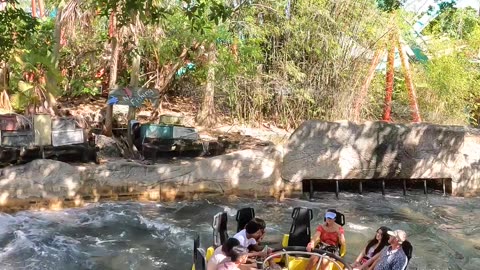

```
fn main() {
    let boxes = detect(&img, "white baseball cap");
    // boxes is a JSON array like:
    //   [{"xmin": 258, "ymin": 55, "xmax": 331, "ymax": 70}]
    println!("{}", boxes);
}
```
[{"xmin": 387, "ymin": 230, "xmax": 407, "ymax": 244}]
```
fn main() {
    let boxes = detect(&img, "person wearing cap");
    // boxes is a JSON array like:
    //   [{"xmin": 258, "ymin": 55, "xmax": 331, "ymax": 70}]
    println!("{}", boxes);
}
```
[
  {"xmin": 354, "ymin": 229, "xmax": 408, "ymax": 270},
  {"xmin": 305, "ymin": 211, "xmax": 346, "ymax": 270}
]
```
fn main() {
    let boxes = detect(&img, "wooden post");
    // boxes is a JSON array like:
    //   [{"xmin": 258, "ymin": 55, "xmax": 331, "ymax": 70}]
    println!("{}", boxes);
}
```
[
  {"xmin": 424, "ymin": 180, "xmax": 427, "ymax": 195},
  {"xmin": 403, "ymin": 179, "xmax": 407, "ymax": 196},
  {"xmin": 381, "ymin": 180, "xmax": 385, "ymax": 196},
  {"xmin": 442, "ymin": 179, "xmax": 446, "ymax": 196},
  {"xmin": 335, "ymin": 180, "xmax": 339, "ymax": 199},
  {"xmin": 127, "ymin": 106, "xmax": 136, "ymax": 156},
  {"xmin": 309, "ymin": 180, "xmax": 314, "ymax": 200},
  {"xmin": 359, "ymin": 181, "xmax": 363, "ymax": 194}
]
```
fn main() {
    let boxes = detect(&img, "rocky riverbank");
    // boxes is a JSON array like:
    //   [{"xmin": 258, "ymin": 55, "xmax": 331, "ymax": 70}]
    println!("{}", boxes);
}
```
[{"xmin": 2, "ymin": 120, "xmax": 480, "ymax": 213}]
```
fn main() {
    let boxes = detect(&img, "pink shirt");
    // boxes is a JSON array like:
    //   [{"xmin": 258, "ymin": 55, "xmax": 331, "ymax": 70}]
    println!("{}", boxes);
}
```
[{"xmin": 216, "ymin": 261, "xmax": 239, "ymax": 270}]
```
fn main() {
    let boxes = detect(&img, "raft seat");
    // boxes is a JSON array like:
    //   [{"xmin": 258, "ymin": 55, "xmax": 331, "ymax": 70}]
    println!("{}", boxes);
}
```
[
  {"xmin": 192, "ymin": 234, "xmax": 207, "ymax": 270},
  {"xmin": 236, "ymin": 207, "xmax": 255, "ymax": 232}
]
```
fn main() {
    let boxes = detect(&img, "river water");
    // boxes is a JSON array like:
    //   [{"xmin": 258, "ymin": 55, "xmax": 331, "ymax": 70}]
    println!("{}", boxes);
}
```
[{"xmin": 0, "ymin": 190, "xmax": 479, "ymax": 270}]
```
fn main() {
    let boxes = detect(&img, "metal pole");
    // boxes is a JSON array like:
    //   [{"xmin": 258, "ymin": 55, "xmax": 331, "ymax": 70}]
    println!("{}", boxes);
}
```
[
  {"xmin": 309, "ymin": 180, "xmax": 314, "ymax": 200},
  {"xmin": 381, "ymin": 180, "xmax": 385, "ymax": 196},
  {"xmin": 335, "ymin": 180, "xmax": 339, "ymax": 199},
  {"xmin": 359, "ymin": 181, "xmax": 363, "ymax": 194},
  {"xmin": 423, "ymin": 180, "xmax": 427, "ymax": 195},
  {"xmin": 403, "ymin": 179, "xmax": 407, "ymax": 196},
  {"xmin": 442, "ymin": 179, "xmax": 446, "ymax": 196}
]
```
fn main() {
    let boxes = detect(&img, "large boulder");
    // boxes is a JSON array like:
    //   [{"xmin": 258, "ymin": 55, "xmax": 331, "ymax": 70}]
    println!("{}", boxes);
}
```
[
  {"xmin": 281, "ymin": 120, "xmax": 480, "ymax": 196},
  {"xmin": 0, "ymin": 159, "xmax": 82, "ymax": 199},
  {"xmin": 95, "ymin": 135, "xmax": 123, "ymax": 158}
]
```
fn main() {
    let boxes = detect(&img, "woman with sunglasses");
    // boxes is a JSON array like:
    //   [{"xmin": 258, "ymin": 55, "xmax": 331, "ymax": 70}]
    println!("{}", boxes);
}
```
[{"xmin": 305, "ymin": 211, "xmax": 346, "ymax": 270}]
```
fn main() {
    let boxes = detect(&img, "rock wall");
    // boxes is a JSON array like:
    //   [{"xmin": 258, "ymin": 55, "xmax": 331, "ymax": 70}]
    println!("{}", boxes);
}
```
[
  {"xmin": 1, "ymin": 120, "xmax": 480, "ymax": 212},
  {"xmin": 0, "ymin": 146, "xmax": 284, "ymax": 212},
  {"xmin": 281, "ymin": 120, "xmax": 480, "ymax": 196}
]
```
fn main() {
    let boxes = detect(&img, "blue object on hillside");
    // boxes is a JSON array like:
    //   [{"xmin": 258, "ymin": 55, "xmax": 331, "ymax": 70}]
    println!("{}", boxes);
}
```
[
  {"xmin": 176, "ymin": 67, "xmax": 187, "ymax": 78},
  {"xmin": 186, "ymin": 62, "xmax": 196, "ymax": 70},
  {"xmin": 107, "ymin": 96, "xmax": 118, "ymax": 105}
]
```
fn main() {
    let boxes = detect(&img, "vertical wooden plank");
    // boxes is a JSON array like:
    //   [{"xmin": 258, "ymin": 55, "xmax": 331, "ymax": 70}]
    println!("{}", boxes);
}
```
[
  {"xmin": 309, "ymin": 180, "xmax": 314, "ymax": 200},
  {"xmin": 127, "ymin": 106, "xmax": 136, "ymax": 156},
  {"xmin": 442, "ymin": 179, "xmax": 446, "ymax": 196},
  {"xmin": 335, "ymin": 180, "xmax": 339, "ymax": 199}
]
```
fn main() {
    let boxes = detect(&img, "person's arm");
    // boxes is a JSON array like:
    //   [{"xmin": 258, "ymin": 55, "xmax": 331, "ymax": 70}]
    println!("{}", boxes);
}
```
[
  {"xmin": 354, "ymin": 251, "xmax": 381, "ymax": 270},
  {"xmin": 367, "ymin": 257, "xmax": 379, "ymax": 270},
  {"xmin": 246, "ymin": 239, "xmax": 268, "ymax": 257},
  {"xmin": 352, "ymin": 248, "xmax": 366, "ymax": 267},
  {"xmin": 248, "ymin": 243, "xmax": 263, "ymax": 252},
  {"xmin": 307, "ymin": 230, "xmax": 322, "ymax": 252},
  {"xmin": 338, "ymin": 227, "xmax": 346, "ymax": 247}
]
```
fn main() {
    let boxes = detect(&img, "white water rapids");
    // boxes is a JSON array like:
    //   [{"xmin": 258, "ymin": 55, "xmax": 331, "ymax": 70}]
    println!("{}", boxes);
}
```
[{"xmin": 0, "ymin": 190, "xmax": 479, "ymax": 269}]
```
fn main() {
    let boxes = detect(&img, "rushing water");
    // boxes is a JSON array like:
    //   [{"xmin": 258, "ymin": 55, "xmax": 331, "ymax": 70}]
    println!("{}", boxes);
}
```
[{"xmin": 0, "ymin": 190, "xmax": 479, "ymax": 270}]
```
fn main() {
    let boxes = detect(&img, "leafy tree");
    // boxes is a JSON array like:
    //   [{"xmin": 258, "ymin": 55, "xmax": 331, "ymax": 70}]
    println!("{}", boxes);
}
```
[
  {"xmin": 0, "ymin": 1, "xmax": 38, "ymax": 61},
  {"xmin": 425, "ymin": 6, "xmax": 480, "ymax": 39},
  {"xmin": 7, "ymin": 17, "xmax": 62, "ymax": 113},
  {"xmin": 376, "ymin": 0, "xmax": 404, "ymax": 12}
]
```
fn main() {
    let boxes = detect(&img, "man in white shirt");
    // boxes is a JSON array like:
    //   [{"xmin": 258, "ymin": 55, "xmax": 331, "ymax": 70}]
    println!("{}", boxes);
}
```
[
  {"xmin": 233, "ymin": 219, "xmax": 279, "ymax": 269},
  {"xmin": 233, "ymin": 220, "xmax": 263, "ymax": 249}
]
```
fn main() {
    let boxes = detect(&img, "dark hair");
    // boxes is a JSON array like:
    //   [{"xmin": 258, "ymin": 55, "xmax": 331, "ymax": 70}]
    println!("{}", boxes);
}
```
[
  {"xmin": 245, "ymin": 220, "xmax": 262, "ymax": 234},
  {"xmin": 222, "ymin": 238, "xmax": 240, "ymax": 255},
  {"xmin": 364, "ymin": 226, "xmax": 391, "ymax": 257},
  {"xmin": 229, "ymin": 246, "xmax": 248, "ymax": 262},
  {"xmin": 252, "ymin": 218, "xmax": 266, "ymax": 230}
]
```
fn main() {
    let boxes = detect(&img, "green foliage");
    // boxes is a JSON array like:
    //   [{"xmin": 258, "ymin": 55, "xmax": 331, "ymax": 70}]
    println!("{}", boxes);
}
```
[
  {"xmin": 92, "ymin": 0, "xmax": 169, "ymax": 26},
  {"xmin": 6, "ymin": 17, "xmax": 62, "ymax": 111},
  {"xmin": 425, "ymin": 6, "xmax": 480, "ymax": 39},
  {"xmin": 9, "ymin": 50, "xmax": 62, "ymax": 111},
  {"xmin": 212, "ymin": 0, "xmax": 389, "ymax": 126},
  {"xmin": 3, "ymin": 0, "xmax": 479, "ymax": 127},
  {"xmin": 376, "ymin": 0, "xmax": 404, "ymax": 12},
  {"xmin": 0, "ymin": 1, "xmax": 38, "ymax": 61},
  {"xmin": 182, "ymin": 0, "xmax": 232, "ymax": 33}
]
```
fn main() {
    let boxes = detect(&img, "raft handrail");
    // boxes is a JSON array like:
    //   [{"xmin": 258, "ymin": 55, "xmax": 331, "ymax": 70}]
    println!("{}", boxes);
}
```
[{"xmin": 261, "ymin": 246, "xmax": 353, "ymax": 270}]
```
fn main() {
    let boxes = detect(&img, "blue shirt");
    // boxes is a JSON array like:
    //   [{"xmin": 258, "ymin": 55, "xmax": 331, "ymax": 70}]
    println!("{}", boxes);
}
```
[{"xmin": 374, "ymin": 246, "xmax": 408, "ymax": 270}]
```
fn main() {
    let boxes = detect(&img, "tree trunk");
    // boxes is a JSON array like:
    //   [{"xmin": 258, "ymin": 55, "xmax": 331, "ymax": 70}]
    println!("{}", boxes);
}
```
[
  {"xmin": 353, "ymin": 48, "xmax": 384, "ymax": 122},
  {"xmin": 382, "ymin": 33, "xmax": 395, "ymax": 122},
  {"xmin": 38, "ymin": 0, "xmax": 45, "ymax": 18},
  {"xmin": 127, "ymin": 15, "xmax": 141, "ymax": 155},
  {"xmin": 196, "ymin": 43, "xmax": 217, "ymax": 127},
  {"xmin": 31, "ymin": 0, "xmax": 36, "ymax": 18},
  {"xmin": 0, "ymin": 62, "xmax": 12, "ymax": 112},
  {"xmin": 52, "ymin": 7, "xmax": 63, "ymax": 67},
  {"xmin": 103, "ymin": 12, "xmax": 119, "ymax": 137},
  {"xmin": 397, "ymin": 35, "xmax": 421, "ymax": 122},
  {"xmin": 148, "ymin": 48, "xmax": 189, "ymax": 121},
  {"xmin": 0, "ymin": 61, "xmax": 8, "ymax": 91}
]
